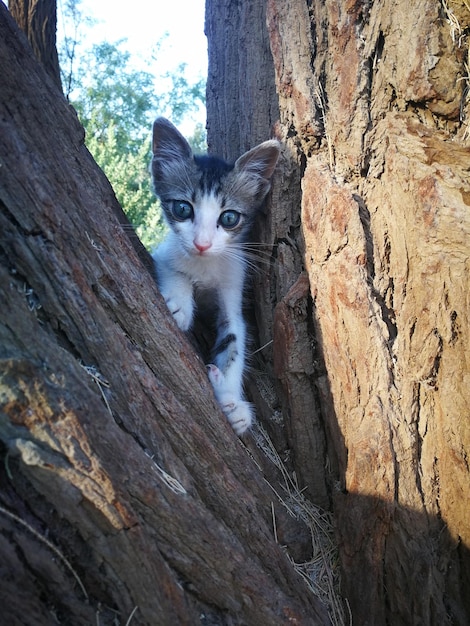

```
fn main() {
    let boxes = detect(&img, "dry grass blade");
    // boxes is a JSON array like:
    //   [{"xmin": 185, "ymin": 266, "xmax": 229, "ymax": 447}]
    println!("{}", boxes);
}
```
[
  {"xmin": 144, "ymin": 451, "xmax": 187, "ymax": 495},
  {"xmin": 315, "ymin": 82, "xmax": 335, "ymax": 171},
  {"xmin": 251, "ymin": 339, "xmax": 274, "ymax": 356},
  {"xmin": 79, "ymin": 362, "xmax": 113, "ymax": 417},
  {"xmin": 0, "ymin": 504, "xmax": 88, "ymax": 600},
  {"xmin": 441, "ymin": 1, "xmax": 470, "ymax": 141},
  {"xmin": 124, "ymin": 605, "xmax": 139, "ymax": 626},
  {"xmin": 252, "ymin": 422, "xmax": 348, "ymax": 626},
  {"xmin": 442, "ymin": 0, "xmax": 463, "ymax": 43}
]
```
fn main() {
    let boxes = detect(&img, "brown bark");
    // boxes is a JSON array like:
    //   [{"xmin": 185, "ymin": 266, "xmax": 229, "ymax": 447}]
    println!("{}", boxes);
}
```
[
  {"xmin": 206, "ymin": 0, "xmax": 470, "ymax": 624},
  {"xmin": 9, "ymin": 0, "xmax": 62, "ymax": 90},
  {"xmin": 0, "ymin": 6, "xmax": 330, "ymax": 625}
]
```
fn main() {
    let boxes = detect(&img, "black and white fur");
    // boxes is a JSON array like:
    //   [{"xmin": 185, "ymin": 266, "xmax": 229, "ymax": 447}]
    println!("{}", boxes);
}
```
[{"xmin": 151, "ymin": 117, "xmax": 280, "ymax": 435}]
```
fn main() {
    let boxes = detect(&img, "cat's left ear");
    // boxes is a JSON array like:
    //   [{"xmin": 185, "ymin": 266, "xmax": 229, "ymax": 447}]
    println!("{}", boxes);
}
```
[
  {"xmin": 234, "ymin": 140, "xmax": 281, "ymax": 205},
  {"xmin": 234, "ymin": 140, "xmax": 281, "ymax": 182}
]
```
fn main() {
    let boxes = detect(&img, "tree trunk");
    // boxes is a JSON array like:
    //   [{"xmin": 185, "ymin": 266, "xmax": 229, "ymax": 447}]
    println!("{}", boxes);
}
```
[
  {"xmin": 0, "ymin": 6, "xmax": 330, "ymax": 625},
  {"xmin": 9, "ymin": 0, "xmax": 62, "ymax": 90},
  {"xmin": 206, "ymin": 0, "xmax": 470, "ymax": 624}
]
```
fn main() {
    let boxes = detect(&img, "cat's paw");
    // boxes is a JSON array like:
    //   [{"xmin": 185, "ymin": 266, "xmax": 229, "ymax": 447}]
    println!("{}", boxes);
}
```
[
  {"xmin": 206, "ymin": 363, "xmax": 224, "ymax": 387},
  {"xmin": 163, "ymin": 293, "xmax": 193, "ymax": 331},
  {"xmin": 221, "ymin": 399, "xmax": 253, "ymax": 436},
  {"xmin": 207, "ymin": 364, "xmax": 253, "ymax": 435}
]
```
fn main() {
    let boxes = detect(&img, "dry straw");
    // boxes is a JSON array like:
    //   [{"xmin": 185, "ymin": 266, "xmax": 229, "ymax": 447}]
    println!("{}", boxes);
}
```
[
  {"xmin": 442, "ymin": 0, "xmax": 470, "ymax": 140},
  {"xmin": 250, "ymin": 422, "xmax": 350, "ymax": 626}
]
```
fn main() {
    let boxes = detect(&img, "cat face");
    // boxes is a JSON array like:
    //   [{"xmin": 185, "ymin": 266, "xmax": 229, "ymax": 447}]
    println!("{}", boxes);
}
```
[{"xmin": 151, "ymin": 118, "xmax": 280, "ymax": 257}]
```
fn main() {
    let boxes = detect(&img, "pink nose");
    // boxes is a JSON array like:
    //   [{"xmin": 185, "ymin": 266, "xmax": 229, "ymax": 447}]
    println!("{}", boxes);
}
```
[{"xmin": 194, "ymin": 241, "xmax": 212, "ymax": 253}]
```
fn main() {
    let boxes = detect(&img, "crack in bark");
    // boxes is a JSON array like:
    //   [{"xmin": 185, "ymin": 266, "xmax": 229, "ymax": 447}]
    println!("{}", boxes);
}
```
[{"xmin": 354, "ymin": 193, "xmax": 398, "ymax": 346}]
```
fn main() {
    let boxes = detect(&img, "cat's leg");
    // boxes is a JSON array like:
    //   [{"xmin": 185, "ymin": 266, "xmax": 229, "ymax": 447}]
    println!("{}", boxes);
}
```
[
  {"xmin": 208, "ymin": 285, "xmax": 253, "ymax": 435},
  {"xmin": 159, "ymin": 273, "xmax": 194, "ymax": 331},
  {"xmin": 153, "ymin": 249, "xmax": 194, "ymax": 331},
  {"xmin": 207, "ymin": 364, "xmax": 253, "ymax": 435}
]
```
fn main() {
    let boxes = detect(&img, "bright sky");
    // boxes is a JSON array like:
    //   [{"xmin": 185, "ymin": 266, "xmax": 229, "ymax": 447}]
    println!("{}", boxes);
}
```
[
  {"xmin": 57, "ymin": 0, "xmax": 208, "ymax": 130},
  {"xmin": 72, "ymin": 0, "xmax": 207, "ymax": 77}
]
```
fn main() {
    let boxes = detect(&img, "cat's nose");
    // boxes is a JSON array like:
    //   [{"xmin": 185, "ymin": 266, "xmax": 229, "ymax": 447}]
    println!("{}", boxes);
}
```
[{"xmin": 194, "ymin": 240, "xmax": 212, "ymax": 253}]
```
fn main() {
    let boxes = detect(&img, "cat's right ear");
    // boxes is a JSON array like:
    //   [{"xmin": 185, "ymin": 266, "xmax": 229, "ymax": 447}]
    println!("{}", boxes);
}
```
[{"xmin": 152, "ymin": 117, "xmax": 193, "ymax": 161}]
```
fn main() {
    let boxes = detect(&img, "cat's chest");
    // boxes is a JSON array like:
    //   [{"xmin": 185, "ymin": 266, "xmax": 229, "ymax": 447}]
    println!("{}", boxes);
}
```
[{"xmin": 178, "ymin": 255, "xmax": 236, "ymax": 288}]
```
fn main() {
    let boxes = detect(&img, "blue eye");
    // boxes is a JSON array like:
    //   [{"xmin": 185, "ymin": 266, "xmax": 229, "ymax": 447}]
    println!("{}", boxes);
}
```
[
  {"xmin": 172, "ymin": 200, "xmax": 193, "ymax": 221},
  {"xmin": 219, "ymin": 210, "xmax": 241, "ymax": 229}
]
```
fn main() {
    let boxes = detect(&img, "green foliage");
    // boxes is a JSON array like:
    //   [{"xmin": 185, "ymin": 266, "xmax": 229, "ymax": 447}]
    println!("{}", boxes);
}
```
[
  {"xmin": 72, "ymin": 42, "xmax": 156, "ymax": 147},
  {"xmin": 85, "ymin": 121, "xmax": 165, "ymax": 249},
  {"xmin": 188, "ymin": 121, "xmax": 209, "ymax": 154},
  {"xmin": 67, "ymin": 41, "xmax": 164, "ymax": 249},
  {"xmin": 58, "ymin": 9, "xmax": 206, "ymax": 251}
]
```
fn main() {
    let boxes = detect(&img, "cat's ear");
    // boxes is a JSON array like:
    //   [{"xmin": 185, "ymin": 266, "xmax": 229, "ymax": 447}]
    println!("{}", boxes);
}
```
[
  {"xmin": 234, "ymin": 140, "xmax": 280, "ymax": 181},
  {"xmin": 233, "ymin": 140, "xmax": 281, "ymax": 206},
  {"xmin": 152, "ymin": 117, "xmax": 193, "ymax": 161}
]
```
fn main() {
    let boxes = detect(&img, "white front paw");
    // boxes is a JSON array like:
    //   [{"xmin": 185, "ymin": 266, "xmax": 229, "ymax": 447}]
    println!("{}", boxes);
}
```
[
  {"xmin": 221, "ymin": 399, "xmax": 253, "ymax": 435},
  {"xmin": 207, "ymin": 364, "xmax": 253, "ymax": 435},
  {"xmin": 163, "ymin": 293, "xmax": 193, "ymax": 331}
]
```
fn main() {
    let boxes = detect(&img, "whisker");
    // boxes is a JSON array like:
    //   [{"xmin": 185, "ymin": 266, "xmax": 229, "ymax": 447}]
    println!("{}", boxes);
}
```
[
  {"xmin": 222, "ymin": 248, "xmax": 270, "ymax": 273},
  {"xmin": 240, "ymin": 242, "xmax": 279, "ymax": 249},
  {"xmin": 241, "ymin": 245, "xmax": 273, "ymax": 256},
  {"xmin": 245, "ymin": 250, "xmax": 274, "ymax": 262},
  {"xmin": 221, "ymin": 249, "xmax": 255, "ymax": 270},
  {"xmin": 234, "ymin": 241, "xmax": 275, "ymax": 251},
  {"xmin": 226, "ymin": 244, "xmax": 275, "ymax": 267}
]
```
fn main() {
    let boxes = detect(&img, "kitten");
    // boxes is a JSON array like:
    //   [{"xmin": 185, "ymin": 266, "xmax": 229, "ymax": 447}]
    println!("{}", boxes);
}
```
[{"xmin": 151, "ymin": 117, "xmax": 280, "ymax": 435}]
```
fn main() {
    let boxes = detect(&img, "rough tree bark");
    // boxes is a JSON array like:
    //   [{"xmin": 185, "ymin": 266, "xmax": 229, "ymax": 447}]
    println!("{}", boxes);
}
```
[
  {"xmin": 0, "ymin": 5, "xmax": 330, "ymax": 625},
  {"xmin": 206, "ymin": 0, "xmax": 470, "ymax": 624}
]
